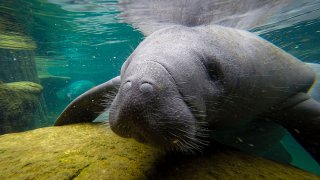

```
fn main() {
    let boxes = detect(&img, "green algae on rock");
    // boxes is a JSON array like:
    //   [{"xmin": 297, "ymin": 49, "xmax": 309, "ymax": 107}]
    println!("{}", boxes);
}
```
[
  {"xmin": 0, "ymin": 123, "xmax": 318, "ymax": 179},
  {"xmin": 6, "ymin": 81, "xmax": 43, "ymax": 94},
  {"xmin": 0, "ymin": 33, "xmax": 36, "ymax": 50},
  {"xmin": 0, "ymin": 2, "xmax": 36, "ymax": 51},
  {"xmin": 0, "ymin": 124, "xmax": 161, "ymax": 179},
  {"xmin": 0, "ymin": 81, "xmax": 44, "ymax": 134}
]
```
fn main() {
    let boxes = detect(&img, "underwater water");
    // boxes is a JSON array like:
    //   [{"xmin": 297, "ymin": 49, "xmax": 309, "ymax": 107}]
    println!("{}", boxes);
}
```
[{"xmin": 0, "ymin": 0, "xmax": 319, "ymax": 176}]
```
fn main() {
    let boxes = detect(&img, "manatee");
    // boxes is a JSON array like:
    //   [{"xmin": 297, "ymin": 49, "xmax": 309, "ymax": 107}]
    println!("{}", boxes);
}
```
[{"xmin": 55, "ymin": 0, "xmax": 320, "ymax": 163}]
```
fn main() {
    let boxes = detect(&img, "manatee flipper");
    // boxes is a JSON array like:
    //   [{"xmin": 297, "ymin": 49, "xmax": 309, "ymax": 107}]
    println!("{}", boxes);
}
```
[
  {"xmin": 54, "ymin": 76, "xmax": 121, "ymax": 126},
  {"xmin": 272, "ymin": 93, "xmax": 320, "ymax": 163}
]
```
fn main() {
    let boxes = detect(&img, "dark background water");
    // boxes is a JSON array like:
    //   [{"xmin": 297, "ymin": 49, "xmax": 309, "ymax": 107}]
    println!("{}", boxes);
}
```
[{"xmin": 0, "ymin": 0, "xmax": 319, "ymax": 175}]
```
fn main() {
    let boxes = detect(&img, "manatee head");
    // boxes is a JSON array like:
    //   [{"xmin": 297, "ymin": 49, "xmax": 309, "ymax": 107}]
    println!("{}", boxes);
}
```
[{"xmin": 109, "ymin": 60, "xmax": 209, "ymax": 153}]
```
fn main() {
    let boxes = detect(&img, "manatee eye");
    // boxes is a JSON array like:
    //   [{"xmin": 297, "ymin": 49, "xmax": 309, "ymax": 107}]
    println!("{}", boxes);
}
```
[
  {"xmin": 140, "ymin": 82, "xmax": 153, "ymax": 93},
  {"xmin": 207, "ymin": 61, "xmax": 224, "ymax": 82}
]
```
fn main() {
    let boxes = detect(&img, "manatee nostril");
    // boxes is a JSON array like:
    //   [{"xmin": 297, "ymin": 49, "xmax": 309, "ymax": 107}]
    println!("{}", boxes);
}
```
[
  {"xmin": 140, "ymin": 82, "xmax": 154, "ymax": 93},
  {"xmin": 123, "ymin": 81, "xmax": 132, "ymax": 90}
]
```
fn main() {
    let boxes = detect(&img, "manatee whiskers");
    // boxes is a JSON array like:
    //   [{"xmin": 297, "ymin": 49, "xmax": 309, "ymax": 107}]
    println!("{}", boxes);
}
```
[
  {"xmin": 101, "ymin": 92, "xmax": 118, "ymax": 108},
  {"xmin": 173, "ymin": 128, "xmax": 209, "ymax": 153},
  {"xmin": 155, "ymin": 117, "xmax": 210, "ymax": 153},
  {"xmin": 84, "ymin": 92, "xmax": 118, "ymax": 116},
  {"xmin": 164, "ymin": 128, "xmax": 209, "ymax": 153}
]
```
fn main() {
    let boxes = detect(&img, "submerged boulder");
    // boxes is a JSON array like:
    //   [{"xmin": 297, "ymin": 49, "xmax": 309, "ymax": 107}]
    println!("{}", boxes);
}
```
[
  {"xmin": 0, "ymin": 123, "xmax": 318, "ymax": 179},
  {"xmin": 39, "ymin": 75, "xmax": 71, "ymax": 112},
  {"xmin": 0, "ymin": 81, "xmax": 44, "ymax": 134},
  {"xmin": 39, "ymin": 75, "xmax": 71, "ymax": 91}
]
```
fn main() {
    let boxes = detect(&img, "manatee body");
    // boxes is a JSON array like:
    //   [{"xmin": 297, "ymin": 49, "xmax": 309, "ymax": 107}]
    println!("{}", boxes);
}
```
[{"xmin": 54, "ymin": 25, "xmax": 320, "ymax": 163}]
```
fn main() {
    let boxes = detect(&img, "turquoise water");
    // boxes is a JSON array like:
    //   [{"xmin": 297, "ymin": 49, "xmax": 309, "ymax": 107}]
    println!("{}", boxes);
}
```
[
  {"xmin": 257, "ymin": 18, "xmax": 320, "ymax": 63},
  {"xmin": 0, "ymin": 0, "xmax": 143, "ymax": 120},
  {"xmin": 0, "ymin": 0, "xmax": 319, "ymax": 176}
]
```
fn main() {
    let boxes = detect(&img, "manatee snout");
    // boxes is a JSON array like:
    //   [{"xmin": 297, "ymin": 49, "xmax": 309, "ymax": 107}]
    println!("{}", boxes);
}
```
[
  {"xmin": 109, "ymin": 78, "xmax": 159, "ymax": 140},
  {"xmin": 108, "ymin": 62, "xmax": 208, "ymax": 152}
]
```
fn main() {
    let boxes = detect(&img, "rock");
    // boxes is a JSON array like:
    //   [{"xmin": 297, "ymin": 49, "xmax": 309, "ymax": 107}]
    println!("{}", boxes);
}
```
[
  {"xmin": 0, "ymin": 40, "xmax": 37, "ymax": 83},
  {"xmin": 39, "ymin": 75, "xmax": 71, "ymax": 91},
  {"xmin": 0, "ymin": 123, "xmax": 318, "ymax": 179},
  {"xmin": 39, "ymin": 75, "xmax": 71, "ymax": 106},
  {"xmin": 0, "ymin": 81, "xmax": 44, "ymax": 134},
  {"xmin": 0, "ymin": 2, "xmax": 48, "ymax": 124},
  {"xmin": 6, "ymin": 81, "xmax": 43, "ymax": 94},
  {"xmin": 38, "ymin": 75, "xmax": 71, "ymax": 118}
]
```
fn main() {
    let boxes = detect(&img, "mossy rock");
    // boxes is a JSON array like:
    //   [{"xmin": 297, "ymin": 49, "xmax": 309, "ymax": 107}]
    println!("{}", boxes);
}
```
[
  {"xmin": 0, "ymin": 33, "xmax": 36, "ymax": 50},
  {"xmin": 6, "ymin": 81, "xmax": 43, "ymax": 94},
  {"xmin": 0, "ymin": 123, "xmax": 318, "ymax": 179},
  {"xmin": 0, "ymin": 81, "xmax": 43, "ymax": 134},
  {"xmin": 0, "ymin": 10, "xmax": 36, "ymax": 50}
]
